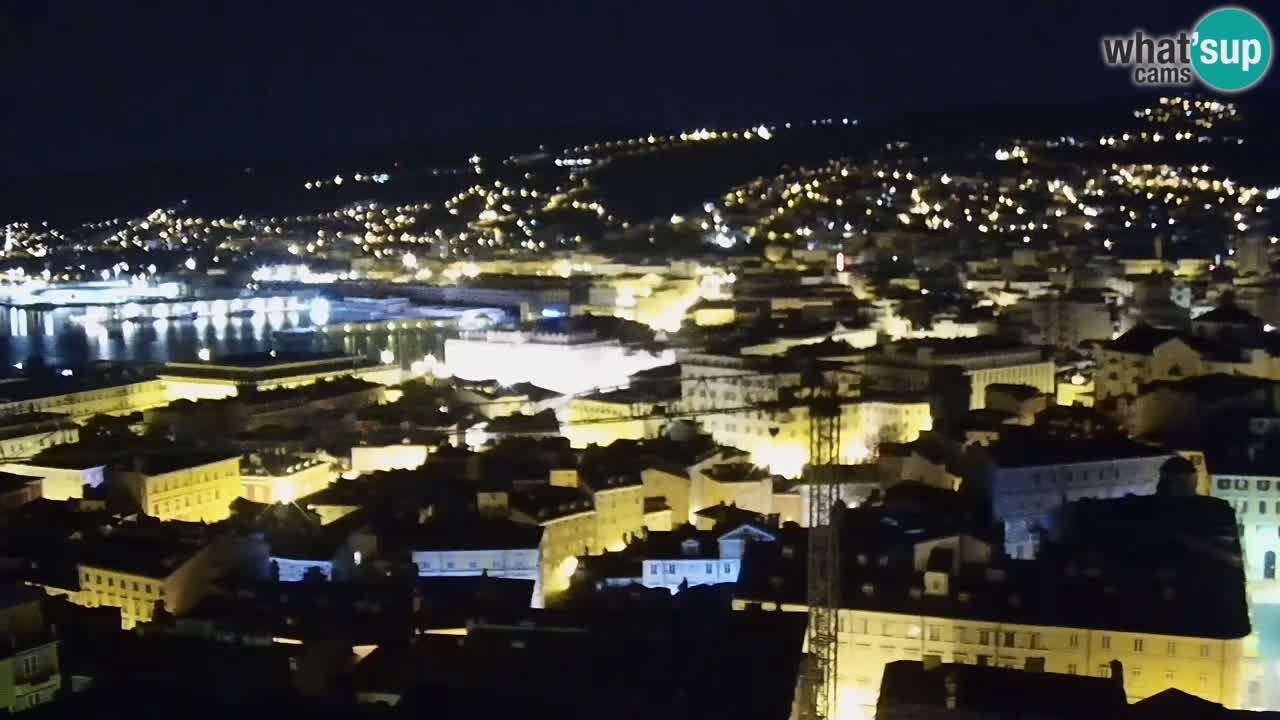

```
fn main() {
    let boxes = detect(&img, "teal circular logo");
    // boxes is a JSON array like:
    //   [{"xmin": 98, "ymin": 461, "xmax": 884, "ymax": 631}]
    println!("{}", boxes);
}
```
[{"xmin": 1192, "ymin": 7, "xmax": 1272, "ymax": 92}]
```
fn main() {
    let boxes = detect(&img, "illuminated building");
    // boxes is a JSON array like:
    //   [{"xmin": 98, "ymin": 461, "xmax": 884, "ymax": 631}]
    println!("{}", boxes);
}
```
[
  {"xmin": 863, "ymin": 337, "xmax": 1055, "ymax": 411},
  {"xmin": 1057, "ymin": 371, "xmax": 1095, "ymax": 408},
  {"xmin": 692, "ymin": 300, "xmax": 736, "ymax": 327},
  {"xmin": 738, "ymin": 321, "xmax": 879, "ymax": 356},
  {"xmin": 408, "ymin": 516, "xmax": 544, "ymax": 607},
  {"xmin": 984, "ymin": 384, "xmax": 1051, "ymax": 424},
  {"xmin": 973, "ymin": 433, "xmax": 1174, "ymax": 559},
  {"xmin": 349, "ymin": 442, "xmax": 432, "ymax": 474},
  {"xmin": 565, "ymin": 388, "xmax": 670, "ymax": 448},
  {"xmin": 583, "ymin": 474, "xmax": 645, "ymax": 553},
  {"xmin": 643, "ymin": 497, "xmax": 673, "ymax": 531},
  {"xmin": 444, "ymin": 325, "xmax": 674, "ymax": 395},
  {"xmin": 1211, "ymin": 470, "xmax": 1280, "ymax": 582},
  {"xmin": 691, "ymin": 460, "xmax": 774, "ymax": 520},
  {"xmin": 298, "ymin": 480, "xmax": 365, "ymax": 525},
  {"xmin": 680, "ymin": 353, "xmax": 841, "ymax": 476},
  {"xmin": 239, "ymin": 454, "xmax": 335, "ymax": 504},
  {"xmin": 0, "ymin": 279, "xmax": 184, "ymax": 306},
  {"xmin": 577, "ymin": 273, "xmax": 701, "ymax": 332},
  {"xmin": 736, "ymin": 503, "xmax": 1253, "ymax": 718},
  {"xmin": 1094, "ymin": 317, "xmax": 1280, "ymax": 401},
  {"xmin": 110, "ymin": 453, "xmax": 242, "ymax": 523},
  {"xmin": 681, "ymin": 353, "xmax": 932, "ymax": 477},
  {"xmin": 510, "ymin": 483, "xmax": 596, "ymax": 598},
  {"xmin": 159, "ymin": 352, "xmax": 401, "ymax": 402},
  {"xmin": 1127, "ymin": 374, "xmax": 1278, "ymax": 439},
  {"xmin": 453, "ymin": 380, "xmax": 559, "ymax": 420},
  {"xmin": 639, "ymin": 523, "xmax": 777, "ymax": 594},
  {"xmin": 0, "ymin": 374, "xmax": 168, "ymax": 422},
  {"xmin": 1, "ymin": 456, "xmax": 104, "ymax": 502},
  {"xmin": 1011, "ymin": 290, "xmax": 1113, "ymax": 350},
  {"xmin": 70, "ymin": 531, "xmax": 259, "ymax": 630},
  {"xmin": 0, "ymin": 415, "xmax": 80, "ymax": 463},
  {"xmin": 641, "ymin": 465, "xmax": 692, "ymax": 529},
  {"xmin": 0, "ymin": 587, "xmax": 61, "ymax": 712}
]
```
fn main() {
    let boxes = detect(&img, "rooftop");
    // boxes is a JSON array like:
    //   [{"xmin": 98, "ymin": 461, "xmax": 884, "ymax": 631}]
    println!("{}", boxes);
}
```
[
  {"xmin": 510, "ymin": 485, "xmax": 594, "ymax": 522},
  {"xmin": 878, "ymin": 660, "xmax": 1126, "ymax": 717},
  {"xmin": 980, "ymin": 430, "xmax": 1171, "ymax": 467},
  {"xmin": 737, "ymin": 505, "xmax": 1250, "ymax": 640}
]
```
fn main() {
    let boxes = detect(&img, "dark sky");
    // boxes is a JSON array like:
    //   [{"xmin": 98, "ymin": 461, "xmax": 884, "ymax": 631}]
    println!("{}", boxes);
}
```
[{"xmin": 2, "ymin": 0, "xmax": 1273, "ymax": 179}]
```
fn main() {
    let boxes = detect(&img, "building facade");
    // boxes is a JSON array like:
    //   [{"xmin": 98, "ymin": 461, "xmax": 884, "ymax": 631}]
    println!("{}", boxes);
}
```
[
  {"xmin": 112, "ymin": 455, "xmax": 242, "ymax": 523},
  {"xmin": 1211, "ymin": 472, "xmax": 1280, "ymax": 582}
]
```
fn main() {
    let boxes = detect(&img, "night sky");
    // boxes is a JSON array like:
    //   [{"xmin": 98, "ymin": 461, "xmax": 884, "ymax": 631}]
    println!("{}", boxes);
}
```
[{"xmin": 2, "ymin": 0, "xmax": 1274, "ymax": 179}]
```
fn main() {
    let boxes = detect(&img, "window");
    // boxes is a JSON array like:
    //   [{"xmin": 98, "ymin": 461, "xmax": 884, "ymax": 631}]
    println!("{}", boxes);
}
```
[
  {"xmin": 1003, "ymin": 631, "xmax": 1016, "ymax": 648},
  {"xmin": 979, "ymin": 630, "xmax": 991, "ymax": 645},
  {"xmin": 1200, "ymin": 644, "xmax": 1211, "ymax": 658},
  {"xmin": 1134, "ymin": 638, "xmax": 1144, "ymax": 652},
  {"xmin": 649, "ymin": 566, "xmax": 658, "ymax": 575},
  {"xmin": 1218, "ymin": 478, "xmax": 1233, "ymax": 490},
  {"xmin": 928, "ymin": 626, "xmax": 941, "ymax": 642},
  {"xmin": 1098, "ymin": 664, "xmax": 1112, "ymax": 678},
  {"xmin": 1069, "ymin": 633, "xmax": 1080, "ymax": 649},
  {"xmin": 666, "ymin": 564, "xmax": 675, "ymax": 573},
  {"xmin": 706, "ymin": 563, "xmax": 714, "ymax": 574},
  {"xmin": 1167, "ymin": 641, "xmax": 1177, "ymax": 656},
  {"xmin": 1101, "ymin": 636, "xmax": 1111, "ymax": 650},
  {"xmin": 1164, "ymin": 670, "xmax": 1175, "ymax": 682},
  {"xmin": 1067, "ymin": 663, "xmax": 1078, "ymax": 675},
  {"xmin": 1262, "ymin": 501, "xmax": 1269, "ymax": 514},
  {"xmin": 1030, "ymin": 632, "xmax": 1042, "ymax": 649},
  {"xmin": 1261, "ymin": 480, "xmax": 1273, "ymax": 492},
  {"xmin": 107, "ymin": 577, "xmax": 114, "ymax": 587},
  {"xmin": 1238, "ymin": 479, "xmax": 1251, "ymax": 491}
]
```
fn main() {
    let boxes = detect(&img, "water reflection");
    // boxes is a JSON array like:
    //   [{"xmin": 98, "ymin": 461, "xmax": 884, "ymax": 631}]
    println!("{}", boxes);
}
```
[
  {"xmin": 0, "ymin": 303, "xmax": 450, "ymax": 370},
  {"xmin": 0, "ymin": 304, "xmax": 318, "ymax": 366}
]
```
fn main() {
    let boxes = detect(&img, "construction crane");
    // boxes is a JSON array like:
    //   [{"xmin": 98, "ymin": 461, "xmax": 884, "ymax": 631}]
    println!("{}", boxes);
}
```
[{"xmin": 801, "ymin": 376, "xmax": 842, "ymax": 720}]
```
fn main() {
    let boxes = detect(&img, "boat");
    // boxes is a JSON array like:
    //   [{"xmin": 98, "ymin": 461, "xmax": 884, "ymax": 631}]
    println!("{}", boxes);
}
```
[
  {"xmin": 227, "ymin": 308, "xmax": 255, "ymax": 318},
  {"xmin": 165, "ymin": 312, "xmax": 198, "ymax": 321}
]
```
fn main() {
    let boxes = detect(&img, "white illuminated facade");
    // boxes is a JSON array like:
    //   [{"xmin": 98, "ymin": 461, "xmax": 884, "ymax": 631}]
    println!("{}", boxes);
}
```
[
  {"xmin": 1211, "ymin": 472, "xmax": 1280, "ymax": 582},
  {"xmin": 444, "ymin": 328, "xmax": 674, "ymax": 395}
]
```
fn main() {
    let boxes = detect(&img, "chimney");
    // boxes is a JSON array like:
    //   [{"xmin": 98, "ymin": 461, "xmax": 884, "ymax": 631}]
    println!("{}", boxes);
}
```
[
  {"xmin": 1109, "ymin": 660, "xmax": 1125, "ymax": 693},
  {"xmin": 944, "ymin": 672, "xmax": 959, "ymax": 710}
]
